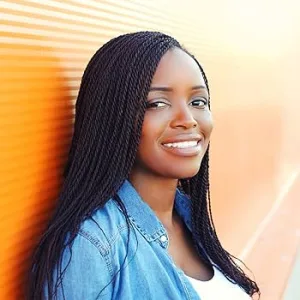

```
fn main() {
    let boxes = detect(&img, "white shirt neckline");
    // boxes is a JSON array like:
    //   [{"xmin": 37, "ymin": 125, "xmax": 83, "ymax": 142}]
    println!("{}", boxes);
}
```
[{"xmin": 185, "ymin": 265, "xmax": 251, "ymax": 299}]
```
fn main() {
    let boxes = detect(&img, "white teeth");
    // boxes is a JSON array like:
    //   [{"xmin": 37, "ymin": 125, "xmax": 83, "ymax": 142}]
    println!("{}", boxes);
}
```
[{"xmin": 163, "ymin": 141, "xmax": 198, "ymax": 148}]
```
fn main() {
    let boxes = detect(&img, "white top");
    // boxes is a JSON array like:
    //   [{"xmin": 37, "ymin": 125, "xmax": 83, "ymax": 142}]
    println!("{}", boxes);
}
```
[{"xmin": 185, "ymin": 265, "xmax": 252, "ymax": 300}]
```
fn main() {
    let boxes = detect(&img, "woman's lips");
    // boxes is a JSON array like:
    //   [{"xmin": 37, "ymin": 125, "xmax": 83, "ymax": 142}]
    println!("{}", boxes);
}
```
[{"xmin": 161, "ymin": 140, "xmax": 203, "ymax": 157}]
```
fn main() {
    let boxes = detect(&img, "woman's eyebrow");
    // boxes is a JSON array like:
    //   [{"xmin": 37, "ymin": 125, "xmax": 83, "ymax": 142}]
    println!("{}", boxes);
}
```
[
  {"xmin": 191, "ymin": 85, "xmax": 207, "ymax": 91},
  {"xmin": 149, "ymin": 86, "xmax": 172, "ymax": 92},
  {"xmin": 149, "ymin": 85, "xmax": 207, "ymax": 92}
]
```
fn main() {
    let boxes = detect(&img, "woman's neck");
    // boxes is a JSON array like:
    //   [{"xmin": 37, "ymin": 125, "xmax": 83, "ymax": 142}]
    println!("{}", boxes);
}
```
[{"xmin": 129, "ymin": 171, "xmax": 178, "ymax": 228}]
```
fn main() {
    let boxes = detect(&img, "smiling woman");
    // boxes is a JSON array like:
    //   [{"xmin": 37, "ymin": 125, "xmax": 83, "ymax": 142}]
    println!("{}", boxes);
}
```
[{"xmin": 29, "ymin": 32, "xmax": 260, "ymax": 300}]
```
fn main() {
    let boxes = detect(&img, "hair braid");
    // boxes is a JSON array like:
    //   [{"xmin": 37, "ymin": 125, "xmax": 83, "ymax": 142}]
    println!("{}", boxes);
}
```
[{"xmin": 185, "ymin": 148, "xmax": 260, "ymax": 296}]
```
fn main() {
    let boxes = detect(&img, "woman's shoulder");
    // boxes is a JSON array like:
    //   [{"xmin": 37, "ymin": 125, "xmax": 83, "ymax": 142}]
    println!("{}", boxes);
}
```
[
  {"xmin": 51, "ymin": 200, "xmax": 123, "ymax": 299},
  {"xmin": 74, "ymin": 198, "xmax": 129, "ymax": 256}
]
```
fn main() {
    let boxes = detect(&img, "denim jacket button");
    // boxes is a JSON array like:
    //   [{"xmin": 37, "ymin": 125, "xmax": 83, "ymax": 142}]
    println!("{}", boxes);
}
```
[{"xmin": 160, "ymin": 235, "xmax": 167, "ymax": 242}]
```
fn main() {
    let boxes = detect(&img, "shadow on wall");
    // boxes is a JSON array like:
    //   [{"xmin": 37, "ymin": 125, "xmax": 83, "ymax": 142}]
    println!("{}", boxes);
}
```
[{"xmin": 0, "ymin": 42, "xmax": 73, "ymax": 299}]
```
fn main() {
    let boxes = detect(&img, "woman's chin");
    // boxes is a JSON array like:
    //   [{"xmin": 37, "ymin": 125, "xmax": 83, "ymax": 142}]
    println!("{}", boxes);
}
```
[
  {"xmin": 167, "ymin": 166, "xmax": 201, "ymax": 180},
  {"xmin": 178, "ymin": 171, "xmax": 199, "ymax": 179}
]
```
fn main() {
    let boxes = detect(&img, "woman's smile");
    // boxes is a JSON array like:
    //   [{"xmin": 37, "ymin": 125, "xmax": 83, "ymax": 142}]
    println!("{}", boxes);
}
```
[{"xmin": 161, "ymin": 134, "xmax": 204, "ymax": 157}]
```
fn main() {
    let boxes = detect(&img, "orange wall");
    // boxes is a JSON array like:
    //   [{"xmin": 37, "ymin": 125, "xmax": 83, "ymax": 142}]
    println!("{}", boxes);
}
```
[{"xmin": 1, "ymin": 1, "xmax": 300, "ymax": 299}]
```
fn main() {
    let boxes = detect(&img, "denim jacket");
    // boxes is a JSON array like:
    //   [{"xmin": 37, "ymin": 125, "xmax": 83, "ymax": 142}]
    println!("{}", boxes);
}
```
[{"xmin": 49, "ymin": 180, "xmax": 211, "ymax": 300}]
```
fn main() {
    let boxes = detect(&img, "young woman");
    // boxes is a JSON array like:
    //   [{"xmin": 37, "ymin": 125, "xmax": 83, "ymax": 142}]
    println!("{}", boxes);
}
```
[{"xmin": 29, "ymin": 31, "xmax": 260, "ymax": 299}]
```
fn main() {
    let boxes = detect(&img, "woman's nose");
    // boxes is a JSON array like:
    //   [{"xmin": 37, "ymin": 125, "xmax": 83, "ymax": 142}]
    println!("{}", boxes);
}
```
[{"xmin": 170, "ymin": 105, "xmax": 197, "ymax": 129}]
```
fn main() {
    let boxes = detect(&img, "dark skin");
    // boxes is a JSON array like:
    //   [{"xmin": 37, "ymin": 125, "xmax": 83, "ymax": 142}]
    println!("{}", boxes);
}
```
[{"xmin": 129, "ymin": 48, "xmax": 214, "ymax": 281}]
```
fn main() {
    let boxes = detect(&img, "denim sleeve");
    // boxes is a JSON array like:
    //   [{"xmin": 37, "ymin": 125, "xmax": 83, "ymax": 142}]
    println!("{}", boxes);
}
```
[{"xmin": 45, "ymin": 233, "xmax": 113, "ymax": 300}]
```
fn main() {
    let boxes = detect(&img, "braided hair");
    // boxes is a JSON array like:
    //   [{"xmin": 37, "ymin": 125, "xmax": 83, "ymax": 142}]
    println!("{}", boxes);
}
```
[{"xmin": 29, "ymin": 31, "xmax": 260, "ymax": 299}]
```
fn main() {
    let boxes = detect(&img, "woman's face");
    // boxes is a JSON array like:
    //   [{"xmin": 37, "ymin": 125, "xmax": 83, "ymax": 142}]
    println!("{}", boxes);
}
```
[{"xmin": 132, "ymin": 48, "xmax": 213, "ymax": 179}]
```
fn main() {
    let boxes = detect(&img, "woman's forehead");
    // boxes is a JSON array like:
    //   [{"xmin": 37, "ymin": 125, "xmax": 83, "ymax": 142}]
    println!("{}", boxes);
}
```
[{"xmin": 150, "ymin": 48, "xmax": 206, "ymax": 87}]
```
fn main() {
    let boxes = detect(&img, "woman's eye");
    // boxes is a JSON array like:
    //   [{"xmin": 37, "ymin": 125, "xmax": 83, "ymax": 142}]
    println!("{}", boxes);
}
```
[
  {"xmin": 190, "ymin": 98, "xmax": 208, "ymax": 108},
  {"xmin": 146, "ymin": 101, "xmax": 168, "ymax": 109}
]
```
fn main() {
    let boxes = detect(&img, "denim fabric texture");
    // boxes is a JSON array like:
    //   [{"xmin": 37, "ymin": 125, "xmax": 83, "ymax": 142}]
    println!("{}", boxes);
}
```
[{"xmin": 47, "ymin": 180, "xmax": 212, "ymax": 300}]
